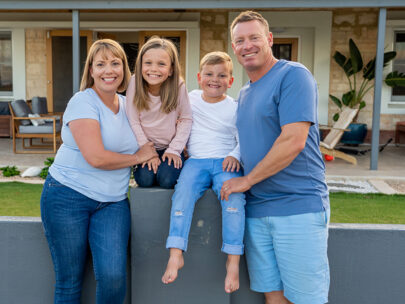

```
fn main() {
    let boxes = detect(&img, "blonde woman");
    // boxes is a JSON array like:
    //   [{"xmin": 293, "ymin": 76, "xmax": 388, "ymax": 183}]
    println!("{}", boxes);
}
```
[{"xmin": 40, "ymin": 39, "xmax": 157, "ymax": 303}]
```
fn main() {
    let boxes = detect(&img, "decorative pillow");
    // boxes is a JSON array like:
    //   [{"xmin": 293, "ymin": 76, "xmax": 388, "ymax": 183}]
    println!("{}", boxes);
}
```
[
  {"xmin": 28, "ymin": 113, "xmax": 46, "ymax": 126},
  {"xmin": 10, "ymin": 99, "xmax": 33, "ymax": 126},
  {"xmin": 31, "ymin": 97, "xmax": 48, "ymax": 114}
]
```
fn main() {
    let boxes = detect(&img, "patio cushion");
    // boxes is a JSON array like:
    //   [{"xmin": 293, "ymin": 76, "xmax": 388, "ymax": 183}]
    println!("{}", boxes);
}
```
[
  {"xmin": 31, "ymin": 97, "xmax": 48, "ymax": 115},
  {"xmin": 0, "ymin": 102, "xmax": 11, "ymax": 115},
  {"xmin": 11, "ymin": 99, "xmax": 33, "ymax": 126},
  {"xmin": 28, "ymin": 114, "xmax": 46, "ymax": 126},
  {"xmin": 18, "ymin": 121, "xmax": 61, "ymax": 134}
]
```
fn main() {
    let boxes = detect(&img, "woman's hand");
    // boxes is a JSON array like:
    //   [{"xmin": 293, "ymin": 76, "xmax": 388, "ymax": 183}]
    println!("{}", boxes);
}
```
[
  {"xmin": 134, "ymin": 142, "xmax": 158, "ymax": 165},
  {"xmin": 162, "ymin": 152, "xmax": 182, "ymax": 169},
  {"xmin": 222, "ymin": 156, "xmax": 240, "ymax": 172},
  {"xmin": 142, "ymin": 157, "xmax": 161, "ymax": 174}
]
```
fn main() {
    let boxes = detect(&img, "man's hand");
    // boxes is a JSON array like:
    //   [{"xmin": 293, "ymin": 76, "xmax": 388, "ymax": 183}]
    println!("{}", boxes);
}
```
[
  {"xmin": 220, "ymin": 176, "xmax": 252, "ymax": 201},
  {"xmin": 142, "ymin": 156, "xmax": 161, "ymax": 174},
  {"xmin": 222, "ymin": 156, "xmax": 240, "ymax": 172},
  {"xmin": 162, "ymin": 152, "xmax": 182, "ymax": 169}
]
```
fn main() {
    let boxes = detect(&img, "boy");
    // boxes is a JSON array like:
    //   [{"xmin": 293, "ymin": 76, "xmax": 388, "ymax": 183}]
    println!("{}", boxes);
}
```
[{"xmin": 161, "ymin": 52, "xmax": 245, "ymax": 294}]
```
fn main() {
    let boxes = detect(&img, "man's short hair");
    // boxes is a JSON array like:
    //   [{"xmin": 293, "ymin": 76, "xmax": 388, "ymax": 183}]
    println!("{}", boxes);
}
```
[
  {"xmin": 199, "ymin": 51, "xmax": 233, "ymax": 75},
  {"xmin": 230, "ymin": 11, "xmax": 270, "ymax": 40}
]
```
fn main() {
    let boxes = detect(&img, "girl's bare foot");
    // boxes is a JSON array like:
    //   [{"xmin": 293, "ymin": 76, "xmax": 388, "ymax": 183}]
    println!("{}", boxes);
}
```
[
  {"xmin": 162, "ymin": 248, "xmax": 184, "ymax": 284},
  {"xmin": 225, "ymin": 254, "xmax": 240, "ymax": 293}
]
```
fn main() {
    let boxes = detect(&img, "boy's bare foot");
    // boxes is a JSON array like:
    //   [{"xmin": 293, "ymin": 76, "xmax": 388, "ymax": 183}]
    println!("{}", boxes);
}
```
[
  {"xmin": 225, "ymin": 254, "xmax": 240, "ymax": 293},
  {"xmin": 162, "ymin": 248, "xmax": 184, "ymax": 284}
]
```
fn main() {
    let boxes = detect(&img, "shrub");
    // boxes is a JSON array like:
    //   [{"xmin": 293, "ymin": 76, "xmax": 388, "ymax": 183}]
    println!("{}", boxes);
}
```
[
  {"xmin": 0, "ymin": 166, "xmax": 20, "ymax": 177},
  {"xmin": 40, "ymin": 157, "xmax": 54, "ymax": 179}
]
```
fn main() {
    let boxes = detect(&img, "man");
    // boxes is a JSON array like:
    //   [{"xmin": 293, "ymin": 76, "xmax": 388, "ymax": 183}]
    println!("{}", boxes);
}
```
[{"xmin": 221, "ymin": 11, "xmax": 330, "ymax": 304}]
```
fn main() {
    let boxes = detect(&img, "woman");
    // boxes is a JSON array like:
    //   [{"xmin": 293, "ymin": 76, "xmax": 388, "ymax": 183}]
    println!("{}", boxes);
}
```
[{"xmin": 40, "ymin": 39, "xmax": 157, "ymax": 304}]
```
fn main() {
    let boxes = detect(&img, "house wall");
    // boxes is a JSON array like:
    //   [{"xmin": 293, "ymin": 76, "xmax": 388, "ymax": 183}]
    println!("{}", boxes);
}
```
[
  {"xmin": 200, "ymin": 11, "xmax": 228, "ymax": 58},
  {"xmin": 25, "ymin": 29, "xmax": 47, "ymax": 100},
  {"xmin": 329, "ymin": 8, "xmax": 405, "ymax": 131},
  {"xmin": 3, "ymin": 9, "xmax": 404, "ymax": 132}
]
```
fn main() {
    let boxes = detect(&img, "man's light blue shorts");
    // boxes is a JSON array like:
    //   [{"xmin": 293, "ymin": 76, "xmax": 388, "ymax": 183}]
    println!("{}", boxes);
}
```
[{"xmin": 244, "ymin": 209, "xmax": 330, "ymax": 304}]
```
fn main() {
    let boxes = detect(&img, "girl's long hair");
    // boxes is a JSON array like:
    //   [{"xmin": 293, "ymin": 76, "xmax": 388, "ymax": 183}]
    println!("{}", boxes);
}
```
[{"xmin": 133, "ymin": 36, "xmax": 181, "ymax": 114}]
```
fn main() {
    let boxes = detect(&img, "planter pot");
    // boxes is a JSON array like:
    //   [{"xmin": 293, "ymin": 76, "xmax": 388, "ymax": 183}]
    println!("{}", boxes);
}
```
[{"xmin": 340, "ymin": 123, "xmax": 367, "ymax": 145}]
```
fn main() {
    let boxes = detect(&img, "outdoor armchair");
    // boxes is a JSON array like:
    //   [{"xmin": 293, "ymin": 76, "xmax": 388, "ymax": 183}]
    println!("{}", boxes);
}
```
[{"xmin": 9, "ymin": 99, "xmax": 62, "ymax": 154}]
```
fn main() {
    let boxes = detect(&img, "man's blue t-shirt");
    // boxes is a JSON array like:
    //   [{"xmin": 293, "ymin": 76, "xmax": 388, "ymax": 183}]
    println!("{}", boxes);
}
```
[
  {"xmin": 237, "ymin": 60, "xmax": 329, "ymax": 217},
  {"xmin": 49, "ymin": 88, "xmax": 139, "ymax": 202}
]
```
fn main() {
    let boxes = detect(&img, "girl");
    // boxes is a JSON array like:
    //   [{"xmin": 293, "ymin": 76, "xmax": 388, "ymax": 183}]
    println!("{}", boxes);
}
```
[{"xmin": 126, "ymin": 37, "xmax": 192, "ymax": 189}]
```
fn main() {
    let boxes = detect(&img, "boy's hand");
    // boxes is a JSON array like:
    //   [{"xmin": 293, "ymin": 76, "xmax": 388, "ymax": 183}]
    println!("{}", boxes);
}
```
[
  {"xmin": 222, "ymin": 156, "xmax": 240, "ymax": 172},
  {"xmin": 142, "ymin": 156, "xmax": 161, "ymax": 174},
  {"xmin": 162, "ymin": 152, "xmax": 182, "ymax": 169}
]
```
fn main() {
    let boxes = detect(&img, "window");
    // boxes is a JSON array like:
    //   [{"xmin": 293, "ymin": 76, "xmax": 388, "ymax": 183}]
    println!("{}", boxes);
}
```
[
  {"xmin": 0, "ymin": 32, "xmax": 12, "ymax": 95},
  {"xmin": 273, "ymin": 38, "xmax": 298, "ymax": 61},
  {"xmin": 392, "ymin": 31, "xmax": 405, "ymax": 101}
]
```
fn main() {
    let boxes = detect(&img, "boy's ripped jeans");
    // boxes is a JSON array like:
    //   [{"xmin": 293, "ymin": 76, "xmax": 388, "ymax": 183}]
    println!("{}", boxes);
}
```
[{"xmin": 166, "ymin": 158, "xmax": 246, "ymax": 255}]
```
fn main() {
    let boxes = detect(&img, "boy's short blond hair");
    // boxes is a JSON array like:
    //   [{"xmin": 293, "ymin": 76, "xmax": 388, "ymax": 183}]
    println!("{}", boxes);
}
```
[{"xmin": 199, "ymin": 51, "xmax": 233, "ymax": 75}]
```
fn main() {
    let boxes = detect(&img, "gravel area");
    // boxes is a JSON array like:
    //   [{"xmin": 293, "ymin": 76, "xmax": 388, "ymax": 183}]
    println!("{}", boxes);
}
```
[
  {"xmin": 385, "ymin": 180, "xmax": 405, "ymax": 194},
  {"xmin": 327, "ymin": 179, "xmax": 378, "ymax": 193},
  {"xmin": 0, "ymin": 175, "xmax": 44, "ymax": 184}
]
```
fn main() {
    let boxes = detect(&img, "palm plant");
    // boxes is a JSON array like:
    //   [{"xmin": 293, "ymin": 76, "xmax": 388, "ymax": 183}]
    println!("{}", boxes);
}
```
[{"xmin": 330, "ymin": 38, "xmax": 405, "ymax": 122}]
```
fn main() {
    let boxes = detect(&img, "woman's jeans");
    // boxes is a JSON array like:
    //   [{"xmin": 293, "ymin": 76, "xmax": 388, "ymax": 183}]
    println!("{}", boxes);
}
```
[
  {"xmin": 166, "ymin": 158, "xmax": 246, "ymax": 255},
  {"xmin": 134, "ymin": 149, "xmax": 184, "ymax": 189},
  {"xmin": 40, "ymin": 174, "xmax": 130, "ymax": 304}
]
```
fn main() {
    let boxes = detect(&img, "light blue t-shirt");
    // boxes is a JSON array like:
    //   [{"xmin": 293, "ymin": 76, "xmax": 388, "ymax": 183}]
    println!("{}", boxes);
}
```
[
  {"xmin": 49, "ymin": 88, "xmax": 139, "ymax": 202},
  {"xmin": 237, "ymin": 60, "xmax": 329, "ymax": 217}
]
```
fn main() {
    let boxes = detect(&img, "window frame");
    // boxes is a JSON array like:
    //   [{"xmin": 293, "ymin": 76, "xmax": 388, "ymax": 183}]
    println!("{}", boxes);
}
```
[
  {"xmin": 0, "ymin": 31, "xmax": 12, "ymax": 97},
  {"xmin": 381, "ymin": 21, "xmax": 405, "ymax": 114},
  {"xmin": 391, "ymin": 30, "xmax": 405, "ymax": 102}
]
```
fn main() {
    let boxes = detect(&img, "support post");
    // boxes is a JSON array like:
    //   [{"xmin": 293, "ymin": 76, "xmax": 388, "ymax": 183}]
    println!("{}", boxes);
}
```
[
  {"xmin": 370, "ymin": 8, "xmax": 386, "ymax": 170},
  {"xmin": 72, "ymin": 10, "xmax": 80, "ymax": 94}
]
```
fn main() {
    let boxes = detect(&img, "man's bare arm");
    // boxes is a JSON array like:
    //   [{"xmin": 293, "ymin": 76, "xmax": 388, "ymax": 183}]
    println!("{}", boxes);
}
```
[{"xmin": 220, "ymin": 121, "xmax": 311, "ymax": 200}]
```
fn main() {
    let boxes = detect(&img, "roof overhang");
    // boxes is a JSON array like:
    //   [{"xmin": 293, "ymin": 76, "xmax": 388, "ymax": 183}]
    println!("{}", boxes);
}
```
[{"xmin": 1, "ymin": 0, "xmax": 405, "ymax": 10}]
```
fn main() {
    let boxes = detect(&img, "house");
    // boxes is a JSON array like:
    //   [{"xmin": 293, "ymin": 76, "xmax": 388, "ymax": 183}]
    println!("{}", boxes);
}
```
[{"xmin": 0, "ymin": 1, "xmax": 404, "ymax": 167}]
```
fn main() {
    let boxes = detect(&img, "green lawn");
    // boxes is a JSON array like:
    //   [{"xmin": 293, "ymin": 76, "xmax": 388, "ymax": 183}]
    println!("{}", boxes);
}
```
[
  {"xmin": 329, "ymin": 192, "xmax": 405, "ymax": 224},
  {"xmin": 0, "ymin": 182, "xmax": 404, "ymax": 224},
  {"xmin": 0, "ymin": 182, "xmax": 43, "ymax": 217}
]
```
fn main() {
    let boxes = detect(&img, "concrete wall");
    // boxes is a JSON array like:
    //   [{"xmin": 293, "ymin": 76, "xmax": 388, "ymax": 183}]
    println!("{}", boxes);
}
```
[
  {"xmin": 0, "ymin": 217, "xmax": 130, "ymax": 304},
  {"xmin": 1, "ymin": 188, "xmax": 405, "ymax": 303}
]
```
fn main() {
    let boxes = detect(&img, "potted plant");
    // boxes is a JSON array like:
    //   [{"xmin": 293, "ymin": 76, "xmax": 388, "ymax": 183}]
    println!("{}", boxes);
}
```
[{"xmin": 330, "ymin": 39, "xmax": 405, "ymax": 144}]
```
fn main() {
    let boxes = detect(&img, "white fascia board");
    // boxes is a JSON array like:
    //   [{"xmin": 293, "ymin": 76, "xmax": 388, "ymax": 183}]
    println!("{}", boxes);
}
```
[{"xmin": 1, "ymin": 1, "xmax": 405, "ymax": 10}]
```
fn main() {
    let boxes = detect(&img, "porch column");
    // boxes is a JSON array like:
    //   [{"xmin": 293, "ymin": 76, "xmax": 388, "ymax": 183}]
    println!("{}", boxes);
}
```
[
  {"xmin": 72, "ymin": 10, "xmax": 80, "ymax": 94},
  {"xmin": 370, "ymin": 8, "xmax": 386, "ymax": 170}
]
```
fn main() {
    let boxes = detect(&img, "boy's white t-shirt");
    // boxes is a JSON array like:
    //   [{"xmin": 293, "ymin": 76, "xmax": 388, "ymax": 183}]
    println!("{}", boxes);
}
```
[{"xmin": 187, "ymin": 89, "xmax": 240, "ymax": 160}]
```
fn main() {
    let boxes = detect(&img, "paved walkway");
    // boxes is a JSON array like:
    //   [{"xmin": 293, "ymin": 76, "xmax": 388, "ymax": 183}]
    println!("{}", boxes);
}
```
[
  {"xmin": 0, "ymin": 138, "xmax": 54, "ymax": 168},
  {"xmin": 1, "ymin": 138, "xmax": 405, "ymax": 193}
]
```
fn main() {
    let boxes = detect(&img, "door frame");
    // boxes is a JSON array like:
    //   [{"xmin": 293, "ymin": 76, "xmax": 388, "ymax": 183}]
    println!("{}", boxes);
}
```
[{"xmin": 46, "ymin": 30, "xmax": 93, "ymax": 112}]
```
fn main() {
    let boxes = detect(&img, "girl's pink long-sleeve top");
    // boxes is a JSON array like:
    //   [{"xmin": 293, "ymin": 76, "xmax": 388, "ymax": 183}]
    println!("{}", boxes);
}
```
[{"xmin": 125, "ymin": 75, "xmax": 192, "ymax": 156}]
